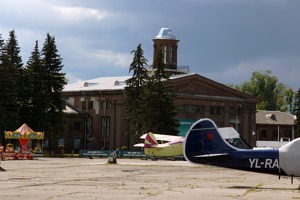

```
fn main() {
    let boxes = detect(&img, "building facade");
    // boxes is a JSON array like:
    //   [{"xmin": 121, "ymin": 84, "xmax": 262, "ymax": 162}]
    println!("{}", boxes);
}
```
[
  {"xmin": 61, "ymin": 27, "xmax": 259, "ymax": 152},
  {"xmin": 62, "ymin": 73, "xmax": 259, "ymax": 152}
]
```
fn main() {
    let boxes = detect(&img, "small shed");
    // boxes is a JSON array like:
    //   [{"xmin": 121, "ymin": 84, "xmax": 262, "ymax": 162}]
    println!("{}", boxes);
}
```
[{"xmin": 255, "ymin": 110, "xmax": 296, "ymax": 141}]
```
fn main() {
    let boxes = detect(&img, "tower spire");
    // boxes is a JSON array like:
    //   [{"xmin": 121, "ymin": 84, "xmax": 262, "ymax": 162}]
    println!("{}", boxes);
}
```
[{"xmin": 153, "ymin": 27, "xmax": 179, "ymax": 70}]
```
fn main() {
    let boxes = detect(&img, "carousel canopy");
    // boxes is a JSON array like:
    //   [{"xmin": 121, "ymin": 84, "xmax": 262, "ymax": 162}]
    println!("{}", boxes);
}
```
[{"xmin": 4, "ymin": 123, "xmax": 44, "ymax": 140}]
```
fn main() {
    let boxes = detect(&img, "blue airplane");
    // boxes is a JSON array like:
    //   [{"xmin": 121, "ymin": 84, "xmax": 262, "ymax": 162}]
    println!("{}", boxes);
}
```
[{"xmin": 183, "ymin": 118, "xmax": 300, "ymax": 183}]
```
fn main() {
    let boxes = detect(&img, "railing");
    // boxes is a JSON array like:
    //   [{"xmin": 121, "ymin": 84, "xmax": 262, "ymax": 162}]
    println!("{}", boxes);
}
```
[{"xmin": 144, "ymin": 65, "xmax": 190, "ymax": 74}]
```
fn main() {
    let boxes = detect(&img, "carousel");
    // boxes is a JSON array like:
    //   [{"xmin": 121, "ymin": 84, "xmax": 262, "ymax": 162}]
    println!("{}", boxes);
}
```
[{"xmin": 3, "ymin": 123, "xmax": 44, "ymax": 160}]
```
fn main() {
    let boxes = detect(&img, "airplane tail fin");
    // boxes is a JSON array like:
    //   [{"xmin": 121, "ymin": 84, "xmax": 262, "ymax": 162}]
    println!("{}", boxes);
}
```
[
  {"xmin": 183, "ymin": 118, "xmax": 236, "ymax": 164},
  {"xmin": 144, "ymin": 132, "xmax": 158, "ymax": 148}
]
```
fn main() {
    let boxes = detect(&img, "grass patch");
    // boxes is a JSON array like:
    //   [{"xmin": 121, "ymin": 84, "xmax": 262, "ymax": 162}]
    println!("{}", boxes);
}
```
[{"xmin": 242, "ymin": 183, "xmax": 263, "ymax": 196}]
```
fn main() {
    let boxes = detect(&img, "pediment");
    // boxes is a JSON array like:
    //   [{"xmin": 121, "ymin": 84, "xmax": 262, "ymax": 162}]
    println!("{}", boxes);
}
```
[{"xmin": 168, "ymin": 74, "xmax": 258, "ymax": 101}]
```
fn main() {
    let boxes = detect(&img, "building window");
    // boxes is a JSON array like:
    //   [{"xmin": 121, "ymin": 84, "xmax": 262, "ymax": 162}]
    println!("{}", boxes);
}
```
[
  {"xmin": 210, "ymin": 106, "xmax": 222, "ymax": 115},
  {"xmin": 101, "ymin": 116, "xmax": 110, "ymax": 138},
  {"xmin": 180, "ymin": 104, "xmax": 203, "ymax": 114},
  {"xmin": 169, "ymin": 46, "xmax": 173, "ymax": 64},
  {"xmin": 229, "ymin": 108, "xmax": 235, "ymax": 116},
  {"xmin": 229, "ymin": 107, "xmax": 241, "ymax": 116},
  {"xmin": 259, "ymin": 130, "xmax": 267, "ymax": 140},
  {"xmin": 82, "ymin": 101, "xmax": 86, "ymax": 110},
  {"xmin": 101, "ymin": 100, "xmax": 112, "ymax": 109},
  {"xmin": 272, "ymin": 130, "xmax": 278, "ymax": 140},
  {"xmin": 88, "ymin": 101, "xmax": 93, "ymax": 109},
  {"xmin": 284, "ymin": 130, "xmax": 291, "ymax": 139},
  {"xmin": 74, "ymin": 139, "xmax": 81, "ymax": 149},
  {"xmin": 82, "ymin": 100, "xmax": 93, "ymax": 110},
  {"xmin": 75, "ymin": 121, "xmax": 81, "ymax": 131}
]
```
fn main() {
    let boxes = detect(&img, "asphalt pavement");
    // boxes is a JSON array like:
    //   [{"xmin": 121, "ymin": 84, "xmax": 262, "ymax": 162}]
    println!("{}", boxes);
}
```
[{"xmin": 0, "ymin": 157, "xmax": 299, "ymax": 200}]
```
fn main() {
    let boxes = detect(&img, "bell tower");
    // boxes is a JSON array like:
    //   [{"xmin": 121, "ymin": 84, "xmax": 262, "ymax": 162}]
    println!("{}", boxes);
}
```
[{"xmin": 153, "ymin": 27, "xmax": 180, "ymax": 70}]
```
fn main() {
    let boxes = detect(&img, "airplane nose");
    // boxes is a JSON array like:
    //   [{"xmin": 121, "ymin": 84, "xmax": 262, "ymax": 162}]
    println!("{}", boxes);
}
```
[{"xmin": 278, "ymin": 138, "xmax": 300, "ymax": 176}]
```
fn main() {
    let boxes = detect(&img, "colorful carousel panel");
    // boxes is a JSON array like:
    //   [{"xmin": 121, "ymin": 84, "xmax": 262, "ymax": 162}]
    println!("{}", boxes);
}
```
[{"xmin": 4, "ymin": 123, "xmax": 44, "ymax": 160}]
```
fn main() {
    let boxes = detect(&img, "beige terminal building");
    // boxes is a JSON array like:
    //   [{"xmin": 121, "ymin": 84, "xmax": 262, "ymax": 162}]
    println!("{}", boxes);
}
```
[{"xmin": 62, "ymin": 27, "xmax": 273, "ymax": 152}]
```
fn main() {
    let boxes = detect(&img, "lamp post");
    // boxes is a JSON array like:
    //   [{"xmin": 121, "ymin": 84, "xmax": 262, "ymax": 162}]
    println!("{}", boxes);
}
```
[{"xmin": 99, "ymin": 97, "xmax": 106, "ymax": 150}]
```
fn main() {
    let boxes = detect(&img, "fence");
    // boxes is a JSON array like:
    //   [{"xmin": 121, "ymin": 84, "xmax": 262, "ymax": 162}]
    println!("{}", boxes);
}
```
[{"xmin": 79, "ymin": 150, "xmax": 146, "ymax": 159}]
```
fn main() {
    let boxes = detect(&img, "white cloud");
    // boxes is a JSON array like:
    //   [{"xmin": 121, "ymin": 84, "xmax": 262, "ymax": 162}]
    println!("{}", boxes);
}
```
[
  {"xmin": 1, "ymin": 0, "xmax": 299, "ymax": 90},
  {"xmin": 52, "ymin": 6, "xmax": 109, "ymax": 23},
  {"xmin": 202, "ymin": 56, "xmax": 300, "ymax": 90},
  {"xmin": 92, "ymin": 49, "xmax": 132, "ymax": 68}
]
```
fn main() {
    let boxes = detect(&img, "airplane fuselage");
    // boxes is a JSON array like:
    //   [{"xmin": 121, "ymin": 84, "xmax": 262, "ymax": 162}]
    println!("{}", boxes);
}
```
[
  {"xmin": 188, "ymin": 149, "xmax": 280, "ymax": 174},
  {"xmin": 144, "ymin": 142, "xmax": 183, "ymax": 157},
  {"xmin": 183, "ymin": 118, "xmax": 299, "ymax": 177}
]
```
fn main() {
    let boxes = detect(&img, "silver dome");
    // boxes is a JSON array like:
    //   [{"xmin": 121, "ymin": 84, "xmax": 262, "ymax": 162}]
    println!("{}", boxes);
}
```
[{"xmin": 155, "ymin": 27, "xmax": 176, "ymax": 39}]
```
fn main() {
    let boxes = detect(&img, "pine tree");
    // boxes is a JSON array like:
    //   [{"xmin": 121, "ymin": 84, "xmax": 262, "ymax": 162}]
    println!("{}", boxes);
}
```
[
  {"xmin": 294, "ymin": 88, "xmax": 300, "ymax": 138},
  {"xmin": 0, "ymin": 30, "xmax": 23, "ymax": 130},
  {"xmin": 6, "ymin": 30, "xmax": 23, "ymax": 70},
  {"xmin": 140, "ymin": 48, "xmax": 179, "ymax": 135},
  {"xmin": 124, "ymin": 43, "xmax": 149, "ymax": 140},
  {"xmin": 41, "ymin": 33, "xmax": 67, "ymax": 149},
  {"xmin": 0, "ymin": 33, "xmax": 6, "ymax": 144},
  {"xmin": 6, "ymin": 30, "xmax": 24, "ymax": 115},
  {"xmin": 24, "ymin": 40, "xmax": 48, "ymax": 131}
]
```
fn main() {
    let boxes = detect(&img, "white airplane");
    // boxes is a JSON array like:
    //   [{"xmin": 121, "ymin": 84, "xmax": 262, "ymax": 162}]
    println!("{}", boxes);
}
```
[{"xmin": 134, "ymin": 132, "xmax": 184, "ymax": 157}]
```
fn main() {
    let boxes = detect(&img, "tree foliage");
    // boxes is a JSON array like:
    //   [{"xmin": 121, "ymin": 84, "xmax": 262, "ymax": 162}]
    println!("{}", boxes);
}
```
[
  {"xmin": 125, "ymin": 44, "xmax": 149, "ymax": 139},
  {"xmin": 139, "ymin": 48, "xmax": 179, "ymax": 135},
  {"xmin": 0, "ymin": 33, "xmax": 8, "ymax": 143},
  {"xmin": 294, "ymin": 89, "xmax": 300, "ymax": 138},
  {"xmin": 41, "ymin": 33, "xmax": 67, "ymax": 147},
  {"xmin": 233, "ymin": 70, "xmax": 295, "ymax": 112},
  {"xmin": 0, "ymin": 30, "xmax": 23, "ymax": 133},
  {"xmin": 24, "ymin": 41, "xmax": 48, "ymax": 131}
]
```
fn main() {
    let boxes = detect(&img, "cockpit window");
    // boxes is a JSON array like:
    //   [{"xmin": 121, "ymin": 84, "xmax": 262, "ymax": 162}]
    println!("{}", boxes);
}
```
[{"xmin": 226, "ymin": 138, "xmax": 250, "ymax": 149}]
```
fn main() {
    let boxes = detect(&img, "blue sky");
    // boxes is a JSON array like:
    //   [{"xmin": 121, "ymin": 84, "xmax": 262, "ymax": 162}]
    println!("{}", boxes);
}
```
[{"xmin": 1, "ymin": 0, "xmax": 300, "ymax": 90}]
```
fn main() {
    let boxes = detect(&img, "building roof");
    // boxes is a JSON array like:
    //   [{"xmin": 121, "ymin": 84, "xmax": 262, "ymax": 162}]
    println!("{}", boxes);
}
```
[
  {"xmin": 63, "ymin": 72, "xmax": 259, "ymax": 103},
  {"xmin": 63, "ymin": 101, "xmax": 86, "ymax": 115},
  {"xmin": 63, "ymin": 73, "xmax": 196, "ymax": 92},
  {"xmin": 63, "ymin": 76, "xmax": 131, "ymax": 92},
  {"xmin": 64, "ymin": 104, "xmax": 78, "ymax": 114},
  {"xmin": 256, "ymin": 110, "xmax": 296, "ymax": 126}
]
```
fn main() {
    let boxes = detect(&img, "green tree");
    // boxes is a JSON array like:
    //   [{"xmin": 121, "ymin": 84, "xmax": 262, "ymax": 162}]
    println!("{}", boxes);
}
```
[
  {"xmin": 283, "ymin": 88, "xmax": 295, "ymax": 114},
  {"xmin": 6, "ymin": 30, "xmax": 23, "ymax": 70},
  {"xmin": 0, "ymin": 33, "xmax": 6, "ymax": 144},
  {"xmin": 24, "ymin": 40, "xmax": 48, "ymax": 131},
  {"xmin": 6, "ymin": 30, "xmax": 24, "ymax": 114},
  {"xmin": 41, "ymin": 33, "xmax": 67, "ymax": 149},
  {"xmin": 124, "ymin": 43, "xmax": 149, "ymax": 140},
  {"xmin": 0, "ymin": 30, "xmax": 23, "ymax": 130},
  {"xmin": 139, "ymin": 48, "xmax": 179, "ymax": 135},
  {"xmin": 294, "ymin": 88, "xmax": 300, "ymax": 138},
  {"xmin": 234, "ymin": 70, "xmax": 293, "ymax": 111}
]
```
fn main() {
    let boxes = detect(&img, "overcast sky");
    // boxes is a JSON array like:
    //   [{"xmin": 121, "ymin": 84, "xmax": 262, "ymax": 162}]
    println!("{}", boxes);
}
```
[{"xmin": 1, "ymin": 0, "xmax": 299, "ymax": 90}]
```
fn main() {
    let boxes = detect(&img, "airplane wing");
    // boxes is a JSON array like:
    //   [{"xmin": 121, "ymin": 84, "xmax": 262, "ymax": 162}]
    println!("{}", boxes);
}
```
[
  {"xmin": 133, "ymin": 143, "xmax": 144, "ymax": 147},
  {"xmin": 133, "ymin": 143, "xmax": 170, "ymax": 148},
  {"xmin": 139, "ymin": 133, "xmax": 183, "ymax": 142},
  {"xmin": 194, "ymin": 153, "xmax": 228, "ymax": 157}
]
